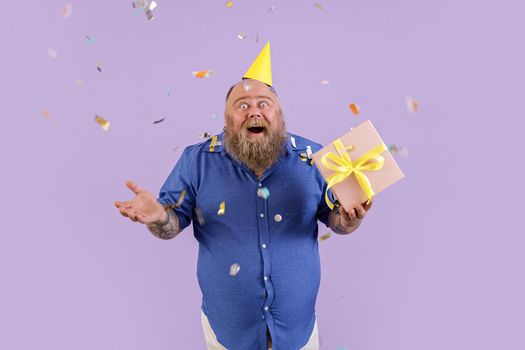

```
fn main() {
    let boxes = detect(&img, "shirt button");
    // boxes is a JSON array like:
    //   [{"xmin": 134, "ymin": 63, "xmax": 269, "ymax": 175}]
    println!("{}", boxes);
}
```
[
  {"xmin": 258, "ymin": 183, "xmax": 262, "ymax": 187},
  {"xmin": 264, "ymin": 306, "xmax": 269, "ymax": 311},
  {"xmin": 262, "ymin": 244, "xmax": 267, "ymax": 249},
  {"xmin": 264, "ymin": 276, "xmax": 268, "ymax": 281},
  {"xmin": 274, "ymin": 214, "xmax": 282, "ymax": 222},
  {"xmin": 260, "ymin": 213, "xmax": 264, "ymax": 218}
]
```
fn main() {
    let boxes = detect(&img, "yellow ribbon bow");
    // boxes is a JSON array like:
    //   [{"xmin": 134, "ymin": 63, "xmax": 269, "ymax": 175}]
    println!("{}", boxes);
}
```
[{"xmin": 321, "ymin": 139, "xmax": 388, "ymax": 209}]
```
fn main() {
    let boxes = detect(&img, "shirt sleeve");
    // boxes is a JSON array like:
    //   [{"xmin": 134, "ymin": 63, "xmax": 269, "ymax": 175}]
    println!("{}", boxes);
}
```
[{"xmin": 157, "ymin": 146, "xmax": 196, "ymax": 231}]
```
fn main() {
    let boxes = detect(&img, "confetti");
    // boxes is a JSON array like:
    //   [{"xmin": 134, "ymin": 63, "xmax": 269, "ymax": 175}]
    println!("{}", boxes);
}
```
[
  {"xmin": 192, "ymin": 69, "xmax": 213, "ymax": 78},
  {"xmin": 268, "ymin": 5, "xmax": 276, "ymax": 13},
  {"xmin": 94, "ymin": 115, "xmax": 110, "ymax": 131},
  {"xmin": 42, "ymin": 110, "xmax": 51, "ymax": 118},
  {"xmin": 199, "ymin": 131, "xmax": 212, "ymax": 139},
  {"xmin": 62, "ymin": 4, "xmax": 73, "ymax": 18},
  {"xmin": 195, "ymin": 208, "xmax": 206, "ymax": 225},
  {"xmin": 166, "ymin": 84, "xmax": 171, "ymax": 96},
  {"xmin": 163, "ymin": 190, "xmax": 186, "ymax": 211},
  {"xmin": 314, "ymin": 2, "xmax": 324, "ymax": 10},
  {"xmin": 173, "ymin": 146, "xmax": 179, "ymax": 152},
  {"xmin": 306, "ymin": 145, "xmax": 313, "ymax": 159},
  {"xmin": 243, "ymin": 81, "xmax": 252, "ymax": 92},
  {"xmin": 47, "ymin": 48, "xmax": 58, "ymax": 59},
  {"xmin": 132, "ymin": 0, "xmax": 146, "ymax": 8},
  {"xmin": 290, "ymin": 136, "xmax": 297, "ymax": 148},
  {"xmin": 86, "ymin": 35, "xmax": 96, "ymax": 45},
  {"xmin": 388, "ymin": 144, "xmax": 409, "ymax": 157},
  {"xmin": 96, "ymin": 62, "xmax": 103, "ymax": 72},
  {"xmin": 153, "ymin": 117, "xmax": 165, "ymax": 124},
  {"xmin": 320, "ymin": 232, "xmax": 331, "ymax": 241},
  {"xmin": 226, "ymin": 1, "xmax": 233, "ymax": 8},
  {"xmin": 74, "ymin": 79, "xmax": 84, "ymax": 87},
  {"xmin": 132, "ymin": 0, "xmax": 156, "ymax": 20},
  {"xmin": 217, "ymin": 201, "xmax": 225, "ymax": 215},
  {"xmin": 237, "ymin": 32, "xmax": 247, "ymax": 40},
  {"xmin": 348, "ymin": 103, "xmax": 360, "ymax": 115},
  {"xmin": 149, "ymin": 1, "xmax": 157, "ymax": 10},
  {"xmin": 257, "ymin": 187, "xmax": 270, "ymax": 199},
  {"xmin": 405, "ymin": 96, "xmax": 419, "ymax": 113},
  {"xmin": 255, "ymin": 32, "xmax": 260, "ymax": 43},
  {"xmin": 320, "ymin": 80, "xmax": 330, "ymax": 85},
  {"xmin": 229, "ymin": 263, "xmax": 240, "ymax": 276},
  {"xmin": 211, "ymin": 113, "xmax": 219, "ymax": 119}
]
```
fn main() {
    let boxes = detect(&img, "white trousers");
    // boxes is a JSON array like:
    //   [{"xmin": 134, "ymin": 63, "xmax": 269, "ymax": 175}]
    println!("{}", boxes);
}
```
[{"xmin": 201, "ymin": 310, "xmax": 320, "ymax": 350}]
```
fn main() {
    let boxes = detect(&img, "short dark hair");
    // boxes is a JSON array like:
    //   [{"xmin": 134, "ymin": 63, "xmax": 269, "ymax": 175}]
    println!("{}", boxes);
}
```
[{"xmin": 225, "ymin": 80, "xmax": 277, "ymax": 102}]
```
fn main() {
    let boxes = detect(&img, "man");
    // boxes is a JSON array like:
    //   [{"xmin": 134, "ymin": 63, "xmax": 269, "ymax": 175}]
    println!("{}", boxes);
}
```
[{"xmin": 114, "ymin": 43, "xmax": 372, "ymax": 350}]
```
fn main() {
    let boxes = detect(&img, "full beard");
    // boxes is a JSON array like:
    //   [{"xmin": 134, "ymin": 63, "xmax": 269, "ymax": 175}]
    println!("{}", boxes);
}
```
[{"xmin": 224, "ymin": 117, "xmax": 287, "ymax": 176}]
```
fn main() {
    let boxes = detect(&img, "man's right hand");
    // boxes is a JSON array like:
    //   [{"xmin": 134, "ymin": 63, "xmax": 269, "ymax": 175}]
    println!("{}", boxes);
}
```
[{"xmin": 114, "ymin": 180, "xmax": 167, "ymax": 225}]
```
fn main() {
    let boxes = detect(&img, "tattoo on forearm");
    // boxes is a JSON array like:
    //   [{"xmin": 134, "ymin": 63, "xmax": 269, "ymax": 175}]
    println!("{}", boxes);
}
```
[{"xmin": 146, "ymin": 210, "xmax": 180, "ymax": 240}]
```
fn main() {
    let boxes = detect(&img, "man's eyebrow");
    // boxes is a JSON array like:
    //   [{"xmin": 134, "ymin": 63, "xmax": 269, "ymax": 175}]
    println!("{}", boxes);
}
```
[{"xmin": 232, "ymin": 95, "xmax": 274, "ymax": 105}]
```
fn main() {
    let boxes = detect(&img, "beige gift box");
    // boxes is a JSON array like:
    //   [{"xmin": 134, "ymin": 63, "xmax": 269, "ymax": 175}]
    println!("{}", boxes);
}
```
[{"xmin": 312, "ymin": 120, "xmax": 405, "ymax": 211}]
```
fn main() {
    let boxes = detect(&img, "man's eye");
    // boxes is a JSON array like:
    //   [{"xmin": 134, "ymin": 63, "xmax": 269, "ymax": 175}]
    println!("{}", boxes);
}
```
[
  {"xmin": 239, "ymin": 103, "xmax": 248, "ymax": 110},
  {"xmin": 259, "ymin": 101, "xmax": 268, "ymax": 108}
]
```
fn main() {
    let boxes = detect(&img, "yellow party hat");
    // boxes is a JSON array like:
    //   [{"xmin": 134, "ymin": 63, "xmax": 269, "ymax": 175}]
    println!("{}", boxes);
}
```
[{"xmin": 243, "ymin": 42, "xmax": 272, "ymax": 86}]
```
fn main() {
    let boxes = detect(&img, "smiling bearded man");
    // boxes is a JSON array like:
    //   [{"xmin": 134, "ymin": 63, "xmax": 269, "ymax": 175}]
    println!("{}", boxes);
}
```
[
  {"xmin": 223, "ymin": 79, "xmax": 287, "ymax": 178},
  {"xmin": 114, "ymin": 42, "xmax": 373, "ymax": 350}
]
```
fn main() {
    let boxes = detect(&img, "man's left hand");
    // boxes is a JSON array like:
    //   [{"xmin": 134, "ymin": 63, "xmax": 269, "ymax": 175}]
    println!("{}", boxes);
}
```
[{"xmin": 334, "ymin": 200, "xmax": 373, "ymax": 234}]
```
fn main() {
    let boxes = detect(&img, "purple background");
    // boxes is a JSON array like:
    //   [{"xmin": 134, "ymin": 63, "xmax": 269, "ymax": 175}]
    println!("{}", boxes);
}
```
[{"xmin": 1, "ymin": 1, "xmax": 524, "ymax": 349}]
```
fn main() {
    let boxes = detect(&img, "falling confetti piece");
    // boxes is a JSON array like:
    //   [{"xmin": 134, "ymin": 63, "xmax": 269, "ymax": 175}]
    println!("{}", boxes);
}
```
[
  {"xmin": 217, "ymin": 201, "xmax": 225, "ymax": 215},
  {"xmin": 163, "ymin": 190, "xmax": 186, "ymax": 211},
  {"xmin": 211, "ymin": 113, "xmax": 219, "ymax": 119},
  {"xmin": 255, "ymin": 32, "xmax": 260, "ymax": 43},
  {"xmin": 314, "ymin": 2, "xmax": 324, "ymax": 10},
  {"xmin": 62, "ymin": 4, "xmax": 73, "ymax": 18},
  {"xmin": 199, "ymin": 131, "xmax": 212, "ymax": 139},
  {"xmin": 166, "ymin": 84, "xmax": 171, "ymax": 96},
  {"xmin": 290, "ymin": 136, "xmax": 297, "ymax": 148},
  {"xmin": 237, "ymin": 32, "xmax": 247, "ymax": 40},
  {"xmin": 47, "ymin": 48, "xmax": 58, "ymax": 59},
  {"xmin": 42, "ymin": 110, "xmax": 51, "ymax": 118},
  {"xmin": 268, "ymin": 5, "xmax": 276, "ymax": 13},
  {"xmin": 348, "ymin": 103, "xmax": 360, "ymax": 115},
  {"xmin": 132, "ymin": 0, "xmax": 146, "ymax": 8},
  {"xmin": 149, "ymin": 1, "xmax": 157, "ymax": 10},
  {"xmin": 226, "ymin": 1, "xmax": 233, "ymax": 8},
  {"xmin": 320, "ymin": 232, "xmax": 331, "ymax": 241},
  {"xmin": 96, "ymin": 62, "xmax": 103, "ymax": 72},
  {"xmin": 257, "ymin": 187, "xmax": 270, "ymax": 199},
  {"xmin": 405, "ymin": 96, "xmax": 419, "ymax": 113},
  {"xmin": 173, "ymin": 146, "xmax": 179, "ymax": 152},
  {"xmin": 229, "ymin": 263, "xmax": 240, "ymax": 276},
  {"xmin": 86, "ymin": 36, "xmax": 96, "ymax": 45},
  {"xmin": 388, "ymin": 144, "xmax": 409, "ymax": 157},
  {"xmin": 306, "ymin": 145, "xmax": 313, "ymax": 159},
  {"xmin": 192, "ymin": 69, "xmax": 213, "ymax": 78},
  {"xmin": 74, "ymin": 79, "xmax": 84, "ymax": 87},
  {"xmin": 320, "ymin": 80, "xmax": 330, "ymax": 85},
  {"xmin": 243, "ymin": 81, "xmax": 252, "ymax": 92},
  {"xmin": 153, "ymin": 117, "xmax": 165, "ymax": 124},
  {"xmin": 95, "ymin": 115, "xmax": 110, "ymax": 131},
  {"xmin": 195, "ymin": 208, "xmax": 206, "ymax": 225}
]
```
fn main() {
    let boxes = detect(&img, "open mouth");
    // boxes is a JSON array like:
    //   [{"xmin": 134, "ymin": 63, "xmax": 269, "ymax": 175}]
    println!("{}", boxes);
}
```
[{"xmin": 247, "ymin": 126, "xmax": 265, "ymax": 134}]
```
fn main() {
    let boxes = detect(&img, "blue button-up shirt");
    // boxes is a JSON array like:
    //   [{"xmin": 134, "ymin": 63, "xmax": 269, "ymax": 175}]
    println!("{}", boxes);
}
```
[{"xmin": 157, "ymin": 132, "xmax": 332, "ymax": 350}]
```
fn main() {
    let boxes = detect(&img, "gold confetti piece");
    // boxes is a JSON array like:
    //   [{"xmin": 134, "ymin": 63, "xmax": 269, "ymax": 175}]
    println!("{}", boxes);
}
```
[
  {"xmin": 195, "ymin": 208, "xmax": 206, "ymax": 225},
  {"xmin": 320, "ymin": 80, "xmax": 330, "ymax": 85},
  {"xmin": 243, "ymin": 81, "xmax": 252, "ymax": 92},
  {"xmin": 217, "ymin": 201, "xmax": 225, "ymax": 215},
  {"xmin": 94, "ymin": 115, "xmax": 110, "ymax": 131},
  {"xmin": 192, "ymin": 69, "xmax": 213, "ymax": 78},
  {"xmin": 237, "ymin": 32, "xmax": 247, "ymax": 40},
  {"xmin": 320, "ymin": 232, "xmax": 332, "ymax": 241},
  {"xmin": 257, "ymin": 187, "xmax": 270, "ymax": 199},
  {"xmin": 163, "ymin": 190, "xmax": 186, "ymax": 211},
  {"xmin": 348, "ymin": 103, "xmax": 360, "ymax": 115},
  {"xmin": 42, "ymin": 110, "xmax": 51, "ymax": 118},
  {"xmin": 268, "ymin": 5, "xmax": 276, "ymax": 13},
  {"xmin": 74, "ymin": 79, "xmax": 84, "ymax": 87},
  {"xmin": 226, "ymin": 1, "xmax": 233, "ymax": 8},
  {"xmin": 405, "ymin": 96, "xmax": 419, "ymax": 113},
  {"xmin": 199, "ymin": 131, "xmax": 212, "ymax": 139},
  {"xmin": 62, "ymin": 4, "xmax": 73, "ymax": 18},
  {"xmin": 314, "ymin": 2, "xmax": 324, "ymax": 10},
  {"xmin": 229, "ymin": 263, "xmax": 240, "ymax": 276},
  {"xmin": 149, "ymin": 1, "xmax": 157, "ymax": 10},
  {"xmin": 47, "ymin": 48, "xmax": 58, "ymax": 59},
  {"xmin": 153, "ymin": 117, "xmax": 165, "ymax": 124}
]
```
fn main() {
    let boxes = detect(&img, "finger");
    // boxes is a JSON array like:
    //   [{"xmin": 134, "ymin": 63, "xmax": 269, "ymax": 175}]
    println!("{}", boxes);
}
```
[
  {"xmin": 355, "ymin": 204, "xmax": 367, "ymax": 219},
  {"xmin": 347, "ymin": 207, "xmax": 357, "ymax": 221},
  {"xmin": 119, "ymin": 207, "xmax": 130, "ymax": 217},
  {"xmin": 338, "ymin": 206, "xmax": 351, "ymax": 221},
  {"xmin": 137, "ymin": 214, "xmax": 149, "ymax": 224},
  {"xmin": 363, "ymin": 199, "xmax": 374, "ymax": 211},
  {"xmin": 125, "ymin": 180, "xmax": 143, "ymax": 195}
]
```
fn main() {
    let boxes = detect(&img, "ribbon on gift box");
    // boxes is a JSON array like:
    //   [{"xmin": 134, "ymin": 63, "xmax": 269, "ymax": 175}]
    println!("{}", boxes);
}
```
[{"xmin": 321, "ymin": 139, "xmax": 388, "ymax": 209}]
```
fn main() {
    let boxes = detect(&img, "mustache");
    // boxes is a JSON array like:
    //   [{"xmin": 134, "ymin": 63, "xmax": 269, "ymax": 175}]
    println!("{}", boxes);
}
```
[{"xmin": 243, "ymin": 119, "xmax": 268, "ymax": 128}]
